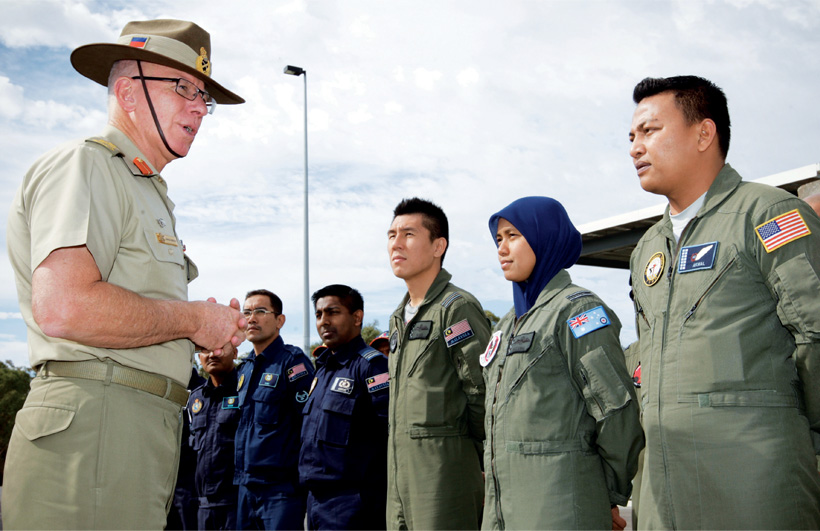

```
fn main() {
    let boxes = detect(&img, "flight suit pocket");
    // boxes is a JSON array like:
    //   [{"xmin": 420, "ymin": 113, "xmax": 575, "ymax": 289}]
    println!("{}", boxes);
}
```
[
  {"xmin": 772, "ymin": 253, "xmax": 820, "ymax": 334},
  {"xmin": 14, "ymin": 405, "xmax": 76, "ymax": 441},
  {"xmin": 577, "ymin": 347, "xmax": 631, "ymax": 422},
  {"xmin": 407, "ymin": 379, "xmax": 445, "ymax": 429}
]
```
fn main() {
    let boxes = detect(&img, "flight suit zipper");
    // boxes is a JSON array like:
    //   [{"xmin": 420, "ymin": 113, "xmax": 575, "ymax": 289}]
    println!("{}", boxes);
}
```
[
  {"xmin": 657, "ymin": 216, "xmax": 697, "ymax": 529},
  {"xmin": 489, "ymin": 316, "xmax": 527, "ymax": 529},
  {"xmin": 681, "ymin": 256, "xmax": 736, "ymax": 323}
]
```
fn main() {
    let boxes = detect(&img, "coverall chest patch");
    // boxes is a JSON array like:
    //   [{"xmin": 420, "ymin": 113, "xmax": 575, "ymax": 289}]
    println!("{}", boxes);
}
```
[
  {"xmin": 507, "ymin": 332, "xmax": 535, "ymax": 354},
  {"xmin": 409, "ymin": 320, "xmax": 432, "ymax": 340},
  {"xmin": 678, "ymin": 241, "xmax": 719, "ymax": 273}
]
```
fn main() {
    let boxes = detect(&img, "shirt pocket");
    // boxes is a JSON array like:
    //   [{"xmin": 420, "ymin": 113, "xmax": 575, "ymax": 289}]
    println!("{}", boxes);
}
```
[
  {"xmin": 318, "ymin": 393, "xmax": 355, "ymax": 447},
  {"xmin": 251, "ymin": 384, "xmax": 284, "ymax": 425},
  {"xmin": 216, "ymin": 405, "xmax": 240, "ymax": 443},
  {"xmin": 189, "ymin": 410, "xmax": 207, "ymax": 451}
]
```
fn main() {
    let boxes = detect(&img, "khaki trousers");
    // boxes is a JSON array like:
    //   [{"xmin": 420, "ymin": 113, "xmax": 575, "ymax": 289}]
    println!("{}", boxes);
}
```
[{"xmin": 1, "ymin": 369, "xmax": 182, "ymax": 529}]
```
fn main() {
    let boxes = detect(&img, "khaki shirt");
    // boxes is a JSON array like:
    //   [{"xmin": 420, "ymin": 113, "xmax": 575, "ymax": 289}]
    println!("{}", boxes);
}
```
[
  {"xmin": 630, "ymin": 164, "xmax": 820, "ymax": 529},
  {"xmin": 7, "ymin": 125, "xmax": 197, "ymax": 384},
  {"xmin": 482, "ymin": 270, "xmax": 643, "ymax": 530},
  {"xmin": 387, "ymin": 268, "xmax": 489, "ymax": 530}
]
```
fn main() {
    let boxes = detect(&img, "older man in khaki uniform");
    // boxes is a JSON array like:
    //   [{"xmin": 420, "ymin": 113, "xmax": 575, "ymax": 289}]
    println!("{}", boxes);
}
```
[
  {"xmin": 386, "ymin": 197, "xmax": 489, "ymax": 530},
  {"xmin": 3, "ymin": 20, "xmax": 246, "ymax": 529},
  {"xmin": 628, "ymin": 75, "xmax": 820, "ymax": 529}
]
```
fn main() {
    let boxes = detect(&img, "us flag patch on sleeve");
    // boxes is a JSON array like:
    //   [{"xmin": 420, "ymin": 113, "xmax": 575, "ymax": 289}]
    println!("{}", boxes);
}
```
[{"xmin": 755, "ymin": 209, "xmax": 811, "ymax": 253}]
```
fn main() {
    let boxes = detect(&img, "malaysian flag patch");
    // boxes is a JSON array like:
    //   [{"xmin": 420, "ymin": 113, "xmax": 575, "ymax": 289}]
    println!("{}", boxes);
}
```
[
  {"xmin": 287, "ymin": 363, "xmax": 308, "ymax": 382},
  {"xmin": 755, "ymin": 209, "xmax": 811, "ymax": 253},
  {"xmin": 366, "ymin": 372, "xmax": 390, "ymax": 393},
  {"xmin": 129, "ymin": 37, "xmax": 148, "ymax": 48},
  {"xmin": 444, "ymin": 319, "xmax": 474, "ymax": 347},
  {"xmin": 567, "ymin": 305, "xmax": 611, "ymax": 339}
]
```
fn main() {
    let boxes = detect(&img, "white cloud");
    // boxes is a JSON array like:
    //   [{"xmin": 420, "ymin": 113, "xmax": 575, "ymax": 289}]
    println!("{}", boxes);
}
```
[
  {"xmin": 413, "ymin": 68, "xmax": 443, "ymax": 91},
  {"xmin": 457, "ymin": 67, "xmax": 480, "ymax": 87},
  {"xmin": 0, "ymin": 312, "xmax": 23, "ymax": 320}
]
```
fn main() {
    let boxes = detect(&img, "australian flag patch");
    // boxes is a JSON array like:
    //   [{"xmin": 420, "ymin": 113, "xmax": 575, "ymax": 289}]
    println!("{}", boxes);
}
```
[{"xmin": 567, "ymin": 306, "xmax": 611, "ymax": 339}]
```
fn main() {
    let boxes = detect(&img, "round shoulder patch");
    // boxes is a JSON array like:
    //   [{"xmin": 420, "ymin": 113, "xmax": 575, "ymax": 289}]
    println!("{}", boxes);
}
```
[
  {"xmin": 643, "ymin": 252, "xmax": 665, "ymax": 287},
  {"xmin": 191, "ymin": 398, "xmax": 203, "ymax": 414}
]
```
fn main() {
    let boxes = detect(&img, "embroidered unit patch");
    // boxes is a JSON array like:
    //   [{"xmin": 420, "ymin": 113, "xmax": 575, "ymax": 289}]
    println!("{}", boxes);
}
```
[
  {"xmin": 644, "ymin": 252, "xmax": 665, "ymax": 287},
  {"xmin": 444, "ymin": 319, "xmax": 474, "ymax": 347},
  {"xmin": 222, "ymin": 396, "xmax": 239, "ymax": 409},
  {"xmin": 567, "ymin": 306, "xmax": 611, "ymax": 339},
  {"xmin": 755, "ymin": 209, "xmax": 811, "ymax": 253},
  {"xmin": 331, "ymin": 377, "xmax": 354, "ymax": 395},
  {"xmin": 260, "ymin": 373, "xmax": 279, "ymax": 388},
  {"xmin": 480, "ymin": 330, "xmax": 503, "ymax": 367}
]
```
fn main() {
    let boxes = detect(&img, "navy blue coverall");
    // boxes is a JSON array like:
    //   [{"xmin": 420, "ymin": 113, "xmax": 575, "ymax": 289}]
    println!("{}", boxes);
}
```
[
  {"xmin": 234, "ymin": 336, "xmax": 314, "ymax": 530},
  {"xmin": 188, "ymin": 369, "xmax": 240, "ymax": 530},
  {"xmin": 299, "ymin": 336, "xmax": 390, "ymax": 530}
]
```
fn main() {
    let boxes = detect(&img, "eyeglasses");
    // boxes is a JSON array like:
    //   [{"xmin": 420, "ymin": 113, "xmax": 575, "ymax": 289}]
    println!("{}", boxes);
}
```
[
  {"xmin": 242, "ymin": 308, "xmax": 278, "ymax": 318},
  {"xmin": 131, "ymin": 76, "xmax": 217, "ymax": 115}
]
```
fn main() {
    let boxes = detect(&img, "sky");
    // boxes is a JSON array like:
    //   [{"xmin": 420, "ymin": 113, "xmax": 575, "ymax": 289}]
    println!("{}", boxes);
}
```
[{"xmin": 1, "ymin": 0, "xmax": 819, "ymax": 368}]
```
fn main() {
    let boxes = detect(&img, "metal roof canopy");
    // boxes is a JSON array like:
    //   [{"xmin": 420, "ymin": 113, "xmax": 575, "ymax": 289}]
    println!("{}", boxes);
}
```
[{"xmin": 577, "ymin": 163, "xmax": 820, "ymax": 269}]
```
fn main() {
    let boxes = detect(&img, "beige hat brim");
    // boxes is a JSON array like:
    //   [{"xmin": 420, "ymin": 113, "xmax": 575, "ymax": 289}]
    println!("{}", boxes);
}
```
[{"xmin": 71, "ymin": 43, "xmax": 244, "ymax": 105}]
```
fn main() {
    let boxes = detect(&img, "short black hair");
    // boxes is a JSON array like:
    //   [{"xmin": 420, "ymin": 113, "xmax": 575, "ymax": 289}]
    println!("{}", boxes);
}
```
[
  {"xmin": 633, "ymin": 75, "xmax": 731, "ymax": 159},
  {"xmin": 392, "ymin": 197, "xmax": 449, "ymax": 264},
  {"xmin": 245, "ymin": 289, "xmax": 283, "ymax": 314},
  {"xmin": 311, "ymin": 284, "xmax": 364, "ymax": 314}
]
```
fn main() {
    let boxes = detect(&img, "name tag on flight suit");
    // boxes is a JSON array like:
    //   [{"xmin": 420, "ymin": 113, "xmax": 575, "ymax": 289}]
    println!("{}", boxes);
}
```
[
  {"xmin": 331, "ymin": 377, "xmax": 354, "ymax": 395},
  {"xmin": 409, "ymin": 321, "xmax": 432, "ymax": 340},
  {"xmin": 678, "ymin": 241, "xmax": 719, "ymax": 273},
  {"xmin": 507, "ymin": 332, "xmax": 535, "ymax": 354}
]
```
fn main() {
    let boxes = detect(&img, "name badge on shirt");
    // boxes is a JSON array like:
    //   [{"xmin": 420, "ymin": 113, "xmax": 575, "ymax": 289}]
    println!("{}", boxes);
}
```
[
  {"xmin": 222, "ymin": 396, "xmax": 239, "ymax": 409},
  {"xmin": 260, "ymin": 373, "xmax": 279, "ymax": 388},
  {"xmin": 678, "ymin": 241, "xmax": 718, "ymax": 274},
  {"xmin": 331, "ymin": 377, "xmax": 354, "ymax": 395}
]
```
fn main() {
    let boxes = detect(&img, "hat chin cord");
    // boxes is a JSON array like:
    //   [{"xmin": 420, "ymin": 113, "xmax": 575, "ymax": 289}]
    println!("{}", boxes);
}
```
[{"xmin": 136, "ymin": 60, "xmax": 184, "ymax": 160}]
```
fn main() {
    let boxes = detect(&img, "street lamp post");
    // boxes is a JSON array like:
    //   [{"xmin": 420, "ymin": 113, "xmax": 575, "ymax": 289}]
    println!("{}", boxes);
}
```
[{"xmin": 284, "ymin": 65, "xmax": 310, "ymax": 355}]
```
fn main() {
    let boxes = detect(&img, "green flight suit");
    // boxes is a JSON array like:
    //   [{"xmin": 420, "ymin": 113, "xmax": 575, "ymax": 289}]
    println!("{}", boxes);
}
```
[
  {"xmin": 630, "ymin": 164, "xmax": 820, "ymax": 529},
  {"xmin": 482, "ymin": 270, "xmax": 643, "ymax": 530},
  {"xmin": 387, "ymin": 268, "xmax": 489, "ymax": 530}
]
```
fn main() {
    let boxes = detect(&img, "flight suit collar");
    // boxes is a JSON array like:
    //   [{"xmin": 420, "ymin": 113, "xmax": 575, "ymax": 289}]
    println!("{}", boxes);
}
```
[
  {"xmin": 317, "ymin": 335, "xmax": 367, "ymax": 369},
  {"xmin": 657, "ymin": 163, "xmax": 741, "ymax": 240},
  {"xmin": 524, "ymin": 269, "xmax": 573, "ymax": 316},
  {"xmin": 395, "ymin": 268, "xmax": 453, "ymax": 312}
]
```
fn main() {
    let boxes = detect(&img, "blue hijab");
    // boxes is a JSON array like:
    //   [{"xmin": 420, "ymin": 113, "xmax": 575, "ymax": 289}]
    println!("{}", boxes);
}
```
[{"xmin": 489, "ymin": 196, "xmax": 582, "ymax": 318}]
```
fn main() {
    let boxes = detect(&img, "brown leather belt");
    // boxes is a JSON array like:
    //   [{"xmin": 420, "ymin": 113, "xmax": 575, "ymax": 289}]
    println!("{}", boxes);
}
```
[{"xmin": 40, "ymin": 360, "xmax": 189, "ymax": 407}]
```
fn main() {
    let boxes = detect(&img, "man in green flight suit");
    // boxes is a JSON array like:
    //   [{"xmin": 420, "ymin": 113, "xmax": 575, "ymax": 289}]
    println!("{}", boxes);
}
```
[
  {"xmin": 628, "ymin": 75, "xmax": 820, "ymax": 529},
  {"xmin": 386, "ymin": 197, "xmax": 490, "ymax": 530}
]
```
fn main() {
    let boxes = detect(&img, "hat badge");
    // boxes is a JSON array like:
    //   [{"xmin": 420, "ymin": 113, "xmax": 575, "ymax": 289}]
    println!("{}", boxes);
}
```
[{"xmin": 196, "ymin": 47, "xmax": 211, "ymax": 76}]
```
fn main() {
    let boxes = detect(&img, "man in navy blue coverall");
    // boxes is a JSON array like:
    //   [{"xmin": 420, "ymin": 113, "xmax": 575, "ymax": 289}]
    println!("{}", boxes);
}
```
[
  {"xmin": 234, "ymin": 289, "xmax": 314, "ymax": 529},
  {"xmin": 299, "ymin": 285, "xmax": 390, "ymax": 530},
  {"xmin": 189, "ymin": 343, "xmax": 240, "ymax": 530}
]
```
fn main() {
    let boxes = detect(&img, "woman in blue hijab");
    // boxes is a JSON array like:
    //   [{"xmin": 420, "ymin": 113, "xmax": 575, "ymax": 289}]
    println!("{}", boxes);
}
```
[{"xmin": 480, "ymin": 197, "xmax": 644, "ymax": 530}]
